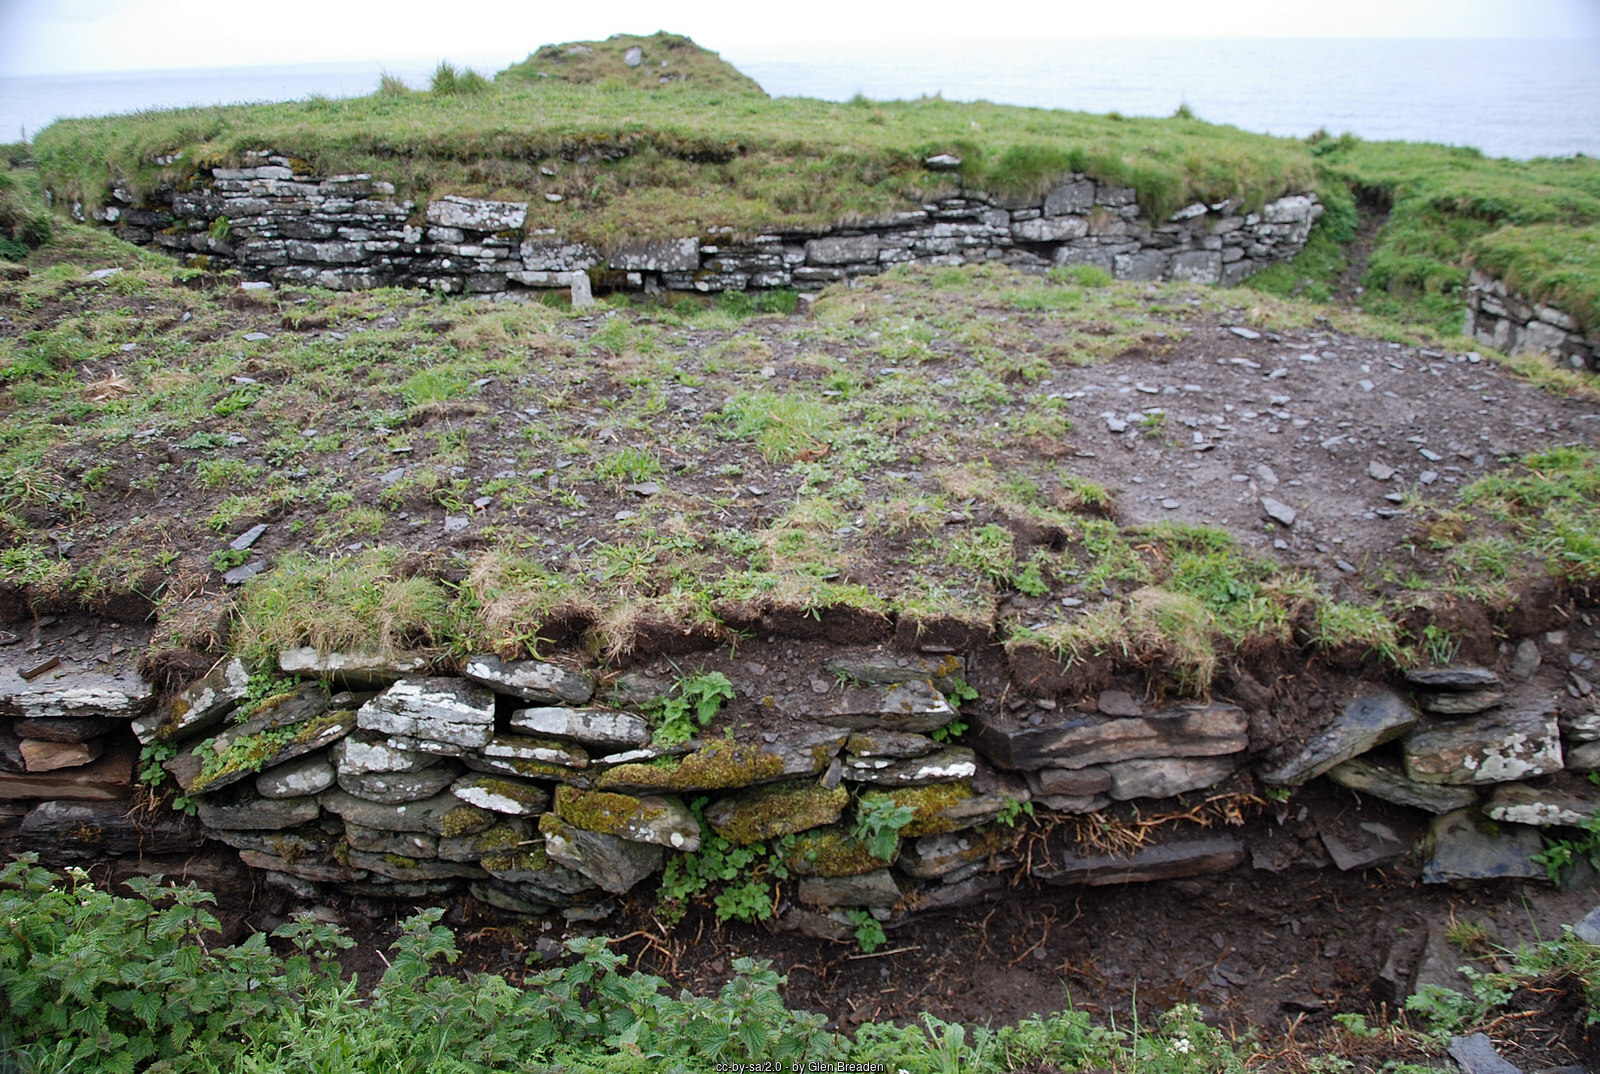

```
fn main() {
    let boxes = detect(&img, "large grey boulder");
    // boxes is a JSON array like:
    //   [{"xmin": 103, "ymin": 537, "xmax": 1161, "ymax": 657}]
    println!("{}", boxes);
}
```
[
  {"xmin": 507, "ymin": 707, "xmax": 647, "ymax": 749},
  {"xmin": 975, "ymin": 703, "xmax": 1247, "ymax": 771},
  {"xmin": 609, "ymin": 238, "xmax": 700, "ymax": 273},
  {"xmin": 461, "ymin": 655, "xmax": 594, "ymax": 704},
  {"xmin": 1404, "ymin": 703, "xmax": 1563, "ymax": 784},
  {"xmin": 357, "ymin": 678, "xmax": 495, "ymax": 753},
  {"xmin": 424, "ymin": 195, "xmax": 527, "ymax": 232},
  {"xmin": 1260, "ymin": 690, "xmax": 1416, "ymax": 786},
  {"xmin": 539, "ymin": 814, "xmax": 664, "ymax": 894}
]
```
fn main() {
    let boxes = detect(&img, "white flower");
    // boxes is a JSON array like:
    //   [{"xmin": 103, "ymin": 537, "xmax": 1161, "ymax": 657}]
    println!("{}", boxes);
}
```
[{"xmin": 1170, "ymin": 1036, "xmax": 1192, "ymax": 1054}]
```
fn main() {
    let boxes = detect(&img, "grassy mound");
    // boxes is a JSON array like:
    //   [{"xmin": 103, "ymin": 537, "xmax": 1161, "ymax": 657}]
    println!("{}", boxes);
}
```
[
  {"xmin": 1471, "ymin": 222, "xmax": 1600, "ymax": 335},
  {"xmin": 498, "ymin": 31, "xmax": 767, "ymax": 96}
]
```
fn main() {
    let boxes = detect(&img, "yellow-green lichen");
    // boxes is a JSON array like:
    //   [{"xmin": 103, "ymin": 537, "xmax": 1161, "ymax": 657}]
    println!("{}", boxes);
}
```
[
  {"xmin": 862, "ymin": 782, "xmax": 974, "ymax": 838},
  {"xmin": 473, "ymin": 824, "xmax": 528, "ymax": 853},
  {"xmin": 481, "ymin": 840, "xmax": 550, "ymax": 874},
  {"xmin": 597, "ymin": 740, "xmax": 785, "ymax": 792},
  {"xmin": 782, "ymin": 826, "xmax": 887, "ymax": 877},
  {"xmin": 437, "ymin": 803, "xmax": 493, "ymax": 838},
  {"xmin": 553, "ymin": 787, "xmax": 654, "ymax": 837},
  {"xmin": 383, "ymin": 853, "xmax": 421, "ymax": 869},
  {"xmin": 708, "ymin": 782, "xmax": 848, "ymax": 846}
]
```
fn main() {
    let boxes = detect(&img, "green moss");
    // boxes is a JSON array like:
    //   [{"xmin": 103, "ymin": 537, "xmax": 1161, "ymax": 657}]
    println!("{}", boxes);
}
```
[
  {"xmin": 553, "ymin": 786, "xmax": 650, "ymax": 836},
  {"xmin": 383, "ymin": 853, "xmax": 421, "ymax": 869},
  {"xmin": 862, "ymin": 783, "xmax": 974, "ymax": 839},
  {"xmin": 782, "ymin": 827, "xmax": 887, "ymax": 877},
  {"xmin": 596, "ymin": 740, "xmax": 786, "ymax": 792},
  {"xmin": 466, "ymin": 777, "xmax": 548, "ymax": 811},
  {"xmin": 437, "ymin": 804, "xmax": 493, "ymax": 838},
  {"xmin": 708, "ymin": 783, "xmax": 848, "ymax": 846},
  {"xmin": 480, "ymin": 840, "xmax": 550, "ymax": 874}
]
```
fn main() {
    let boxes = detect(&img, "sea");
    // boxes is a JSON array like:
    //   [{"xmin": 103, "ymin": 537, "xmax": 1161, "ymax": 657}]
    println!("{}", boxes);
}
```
[{"xmin": 2, "ymin": 37, "xmax": 1598, "ymax": 160}]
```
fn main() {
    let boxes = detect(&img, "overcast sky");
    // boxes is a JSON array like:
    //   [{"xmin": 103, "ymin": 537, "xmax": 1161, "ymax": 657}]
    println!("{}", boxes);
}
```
[{"xmin": 3, "ymin": 0, "xmax": 1598, "ymax": 77}]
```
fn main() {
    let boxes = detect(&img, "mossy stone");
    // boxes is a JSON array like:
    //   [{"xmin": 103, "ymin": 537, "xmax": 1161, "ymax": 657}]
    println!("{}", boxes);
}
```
[
  {"xmin": 553, "ymin": 786, "xmax": 700, "ymax": 851},
  {"xmin": 704, "ymin": 782, "xmax": 849, "ymax": 845},
  {"xmin": 861, "ymin": 782, "xmax": 974, "ymax": 838},
  {"xmin": 782, "ymin": 826, "xmax": 890, "ymax": 877}
]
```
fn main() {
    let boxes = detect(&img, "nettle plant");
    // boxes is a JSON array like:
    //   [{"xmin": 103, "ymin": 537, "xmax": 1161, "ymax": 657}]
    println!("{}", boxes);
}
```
[{"xmin": 647, "ymin": 670, "xmax": 736, "ymax": 746}]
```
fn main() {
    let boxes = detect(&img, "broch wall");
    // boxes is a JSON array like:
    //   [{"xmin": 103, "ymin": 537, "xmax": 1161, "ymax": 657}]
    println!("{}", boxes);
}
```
[
  {"xmin": 4, "ymin": 633, "xmax": 1595, "ymax": 942},
  {"xmin": 69, "ymin": 151, "xmax": 1324, "ymax": 300},
  {"xmin": 1463, "ymin": 269, "xmax": 1596, "ymax": 372}
]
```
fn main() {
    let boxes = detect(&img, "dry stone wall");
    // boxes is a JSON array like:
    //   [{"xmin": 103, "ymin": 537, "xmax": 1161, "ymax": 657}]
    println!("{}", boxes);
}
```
[
  {"xmin": 76, "ymin": 151, "xmax": 1323, "ymax": 299},
  {"xmin": 5, "ymin": 636, "xmax": 1597, "ymax": 937},
  {"xmin": 1464, "ymin": 268, "xmax": 1596, "ymax": 371}
]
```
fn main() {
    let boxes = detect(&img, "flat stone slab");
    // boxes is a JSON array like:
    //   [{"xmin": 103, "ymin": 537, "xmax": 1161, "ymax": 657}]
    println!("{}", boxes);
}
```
[
  {"xmin": 450, "ymin": 773, "xmax": 551, "ymax": 817},
  {"xmin": 197, "ymin": 795, "xmax": 320, "ymax": 831},
  {"xmin": 1420, "ymin": 809, "xmax": 1544, "ymax": 884},
  {"xmin": 2, "ymin": 667, "xmax": 153, "ymax": 721},
  {"xmin": 1034, "ymin": 833, "xmax": 1245, "ymax": 886},
  {"xmin": 438, "ymin": 818, "xmax": 531, "ymax": 862},
  {"xmin": 20, "ymin": 738, "xmax": 100, "ymax": 772},
  {"xmin": 506, "ymin": 708, "xmax": 644, "ymax": 750},
  {"xmin": 0, "ymin": 741, "xmax": 136, "ymax": 800},
  {"xmin": 462, "ymin": 655, "xmax": 595, "ymax": 705},
  {"xmin": 357, "ymin": 678, "xmax": 495, "ymax": 751},
  {"xmin": 803, "ymin": 681, "xmax": 956, "ymax": 734},
  {"xmin": 841, "ymin": 746, "xmax": 977, "ymax": 786},
  {"xmin": 595, "ymin": 730, "xmax": 846, "ymax": 793},
  {"xmin": 15, "ymin": 716, "xmax": 127, "ymax": 743},
  {"xmin": 1027, "ymin": 767, "xmax": 1111, "ymax": 797},
  {"xmin": 553, "ymin": 786, "xmax": 700, "ymax": 850},
  {"xmin": 705, "ymin": 782, "xmax": 849, "ymax": 845},
  {"xmin": 278, "ymin": 647, "xmax": 427, "ymax": 687},
  {"xmin": 346, "ymin": 850, "xmax": 486, "ymax": 883},
  {"xmin": 1404, "ymin": 667, "xmax": 1501, "ymax": 690},
  {"xmin": 132, "ymin": 658, "xmax": 248, "ymax": 744},
  {"xmin": 1326, "ymin": 758, "xmax": 1478, "ymax": 814},
  {"xmin": 1404, "ymin": 702, "xmax": 1563, "ymax": 785},
  {"xmin": 345, "ymin": 823, "xmax": 438, "ymax": 859},
  {"xmin": 824, "ymin": 652, "xmax": 964, "ymax": 693},
  {"xmin": 1484, "ymin": 783, "xmax": 1600, "ymax": 827},
  {"xmin": 539, "ymin": 814, "xmax": 664, "ymax": 894},
  {"xmin": 798, "ymin": 869, "xmax": 901, "ymax": 909},
  {"xmin": 173, "ymin": 708, "xmax": 356, "ymax": 795},
  {"xmin": 899, "ymin": 827, "xmax": 1023, "ymax": 880},
  {"xmin": 319, "ymin": 787, "xmax": 493, "ymax": 837},
  {"xmin": 337, "ymin": 764, "xmax": 459, "ymax": 804},
  {"xmin": 480, "ymin": 733, "xmax": 589, "ymax": 769},
  {"xmin": 239, "ymin": 850, "xmax": 369, "ymax": 884},
  {"xmin": 1446, "ymin": 1034, "xmax": 1523, "ymax": 1074},
  {"xmin": 256, "ymin": 753, "xmax": 337, "ymax": 798},
  {"xmin": 1260, "ymin": 690, "xmax": 1416, "ymax": 786},
  {"xmin": 19, "ymin": 798, "xmax": 205, "ymax": 856},
  {"xmin": 974, "ymin": 703, "xmax": 1247, "ymax": 771},
  {"xmin": 1559, "ymin": 707, "xmax": 1600, "ymax": 743},
  {"xmin": 332, "ymin": 730, "xmax": 441, "ymax": 775},
  {"xmin": 1418, "ymin": 689, "xmax": 1504, "ymax": 716},
  {"xmin": 1107, "ymin": 756, "xmax": 1235, "ymax": 800},
  {"xmin": 843, "ymin": 730, "xmax": 938, "ymax": 759}
]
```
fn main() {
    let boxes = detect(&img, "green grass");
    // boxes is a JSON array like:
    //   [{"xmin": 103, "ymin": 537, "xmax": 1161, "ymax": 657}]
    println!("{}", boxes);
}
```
[
  {"xmin": 32, "ymin": 53, "xmax": 1315, "ymax": 251},
  {"xmin": 1470, "ymin": 223, "xmax": 1600, "ymax": 336}
]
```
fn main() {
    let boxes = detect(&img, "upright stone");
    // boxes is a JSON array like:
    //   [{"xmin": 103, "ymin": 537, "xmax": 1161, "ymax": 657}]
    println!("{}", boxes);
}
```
[
  {"xmin": 1260, "ymin": 690, "xmax": 1417, "ymax": 786},
  {"xmin": 1404, "ymin": 704, "xmax": 1563, "ymax": 785},
  {"xmin": 132, "ymin": 658, "xmax": 248, "ymax": 744}
]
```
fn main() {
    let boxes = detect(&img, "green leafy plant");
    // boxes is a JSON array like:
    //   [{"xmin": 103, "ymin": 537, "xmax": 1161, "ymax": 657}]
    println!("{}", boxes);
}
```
[
  {"xmin": 1532, "ymin": 809, "xmax": 1600, "ymax": 882},
  {"xmin": 846, "ymin": 909, "xmax": 887, "ymax": 954},
  {"xmin": 995, "ymin": 798, "xmax": 1035, "ymax": 827},
  {"xmin": 648, "ymin": 670, "xmax": 735, "ymax": 746},
  {"xmin": 657, "ymin": 801, "xmax": 792, "ymax": 926},
  {"xmin": 851, "ymin": 796, "xmax": 914, "ymax": 861}
]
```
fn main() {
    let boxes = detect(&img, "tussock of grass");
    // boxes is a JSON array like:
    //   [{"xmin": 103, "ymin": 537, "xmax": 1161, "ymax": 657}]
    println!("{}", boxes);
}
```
[
  {"xmin": 1470, "ymin": 223, "xmax": 1600, "ymax": 338},
  {"xmin": 234, "ymin": 549, "xmax": 464, "ymax": 663}
]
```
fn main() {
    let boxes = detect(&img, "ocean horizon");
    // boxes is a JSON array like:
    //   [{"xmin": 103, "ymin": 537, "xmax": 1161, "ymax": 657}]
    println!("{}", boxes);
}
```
[{"xmin": 2, "ymin": 37, "xmax": 1598, "ymax": 160}]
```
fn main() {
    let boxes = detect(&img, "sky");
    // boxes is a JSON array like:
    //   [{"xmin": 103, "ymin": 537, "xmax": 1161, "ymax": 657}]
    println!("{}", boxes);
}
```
[{"xmin": 3, "ymin": 0, "xmax": 1599, "ymax": 77}]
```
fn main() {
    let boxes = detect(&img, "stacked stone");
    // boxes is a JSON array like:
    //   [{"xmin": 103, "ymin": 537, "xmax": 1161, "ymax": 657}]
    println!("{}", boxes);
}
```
[
  {"xmin": 1, "ymin": 666, "xmax": 151, "ymax": 801},
  {"xmin": 1463, "ymin": 269, "xmax": 1595, "ymax": 371},
  {"xmin": 83, "ymin": 155, "xmax": 1321, "ymax": 300}
]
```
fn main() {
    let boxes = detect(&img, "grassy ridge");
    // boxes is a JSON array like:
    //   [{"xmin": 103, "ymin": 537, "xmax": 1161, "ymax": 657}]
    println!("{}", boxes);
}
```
[
  {"xmin": 1471, "ymin": 223, "xmax": 1600, "ymax": 333},
  {"xmin": 32, "ymin": 74, "xmax": 1315, "ymax": 246}
]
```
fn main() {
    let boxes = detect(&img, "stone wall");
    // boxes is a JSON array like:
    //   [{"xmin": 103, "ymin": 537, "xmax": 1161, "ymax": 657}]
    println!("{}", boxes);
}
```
[
  {"xmin": 5, "ymin": 635, "xmax": 1595, "ymax": 938},
  {"xmin": 74, "ymin": 151, "xmax": 1323, "ymax": 299},
  {"xmin": 1464, "ymin": 268, "xmax": 1596, "ymax": 371}
]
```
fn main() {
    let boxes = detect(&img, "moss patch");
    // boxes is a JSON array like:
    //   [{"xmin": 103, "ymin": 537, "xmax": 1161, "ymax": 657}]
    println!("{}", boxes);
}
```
[
  {"xmin": 782, "ymin": 826, "xmax": 888, "ymax": 878},
  {"xmin": 436, "ymin": 803, "xmax": 494, "ymax": 838},
  {"xmin": 596, "ymin": 739, "xmax": 786, "ymax": 792},
  {"xmin": 706, "ymin": 782, "xmax": 849, "ymax": 846},
  {"xmin": 861, "ymin": 783, "xmax": 975, "ymax": 839},
  {"xmin": 554, "ymin": 786, "xmax": 651, "ymax": 836}
]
